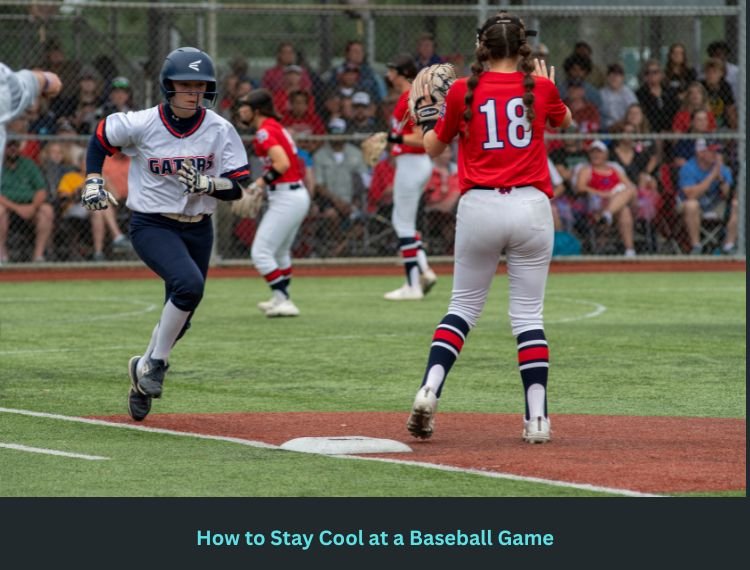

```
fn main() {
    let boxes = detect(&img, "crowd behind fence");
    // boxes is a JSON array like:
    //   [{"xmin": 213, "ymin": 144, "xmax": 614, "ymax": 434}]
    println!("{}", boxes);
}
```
[{"xmin": 0, "ymin": 2, "xmax": 744, "ymax": 265}]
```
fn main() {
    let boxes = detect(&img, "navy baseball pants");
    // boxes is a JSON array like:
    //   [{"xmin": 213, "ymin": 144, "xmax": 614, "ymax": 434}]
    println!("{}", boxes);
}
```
[{"xmin": 129, "ymin": 212, "xmax": 213, "ymax": 339}]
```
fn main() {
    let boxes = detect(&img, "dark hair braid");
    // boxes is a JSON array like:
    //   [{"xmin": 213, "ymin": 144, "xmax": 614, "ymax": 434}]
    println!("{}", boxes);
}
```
[
  {"xmin": 518, "ymin": 42, "xmax": 536, "ymax": 125},
  {"xmin": 463, "ymin": 44, "xmax": 491, "ymax": 131}
]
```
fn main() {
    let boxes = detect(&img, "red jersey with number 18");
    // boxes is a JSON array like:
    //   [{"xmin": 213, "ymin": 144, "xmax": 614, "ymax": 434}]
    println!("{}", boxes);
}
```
[{"xmin": 434, "ymin": 72, "xmax": 567, "ymax": 197}]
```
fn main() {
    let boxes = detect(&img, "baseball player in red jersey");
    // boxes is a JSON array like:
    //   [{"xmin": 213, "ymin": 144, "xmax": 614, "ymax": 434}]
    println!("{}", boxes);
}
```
[
  {"xmin": 243, "ymin": 89, "xmax": 311, "ymax": 317},
  {"xmin": 383, "ymin": 54, "xmax": 437, "ymax": 301},
  {"xmin": 407, "ymin": 13, "xmax": 572, "ymax": 443}
]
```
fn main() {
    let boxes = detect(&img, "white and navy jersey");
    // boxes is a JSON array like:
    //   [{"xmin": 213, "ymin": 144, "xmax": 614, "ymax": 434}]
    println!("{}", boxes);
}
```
[
  {"xmin": 98, "ymin": 105, "xmax": 249, "ymax": 216},
  {"xmin": 1, "ymin": 64, "xmax": 40, "ymax": 187}
]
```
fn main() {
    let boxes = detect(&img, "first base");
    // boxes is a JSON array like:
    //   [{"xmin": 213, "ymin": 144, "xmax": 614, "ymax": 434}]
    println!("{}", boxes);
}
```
[{"xmin": 280, "ymin": 436, "xmax": 412, "ymax": 455}]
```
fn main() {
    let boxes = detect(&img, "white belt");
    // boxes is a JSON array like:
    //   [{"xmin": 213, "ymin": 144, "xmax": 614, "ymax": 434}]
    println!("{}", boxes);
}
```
[{"xmin": 161, "ymin": 213, "xmax": 207, "ymax": 223}]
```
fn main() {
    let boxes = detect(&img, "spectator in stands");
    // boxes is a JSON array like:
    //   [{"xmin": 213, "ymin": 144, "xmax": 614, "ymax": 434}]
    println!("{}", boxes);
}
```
[
  {"xmin": 677, "ymin": 138, "xmax": 737, "ymax": 255},
  {"xmin": 532, "ymin": 43, "xmax": 550, "ymax": 65},
  {"xmin": 636, "ymin": 59, "xmax": 679, "ymax": 133},
  {"xmin": 319, "ymin": 86, "xmax": 343, "ymax": 125},
  {"xmin": 559, "ymin": 53, "xmax": 603, "ymax": 114},
  {"xmin": 414, "ymin": 32, "xmax": 444, "ymax": 70},
  {"xmin": 609, "ymin": 122, "xmax": 658, "ymax": 183},
  {"xmin": 324, "ymin": 40, "xmax": 386, "ymax": 102},
  {"xmin": 345, "ymin": 91, "xmax": 380, "ymax": 137},
  {"xmin": 549, "ymin": 125, "xmax": 590, "ymax": 235},
  {"xmin": 422, "ymin": 146, "xmax": 460, "ymax": 252},
  {"xmin": 97, "ymin": 76, "xmax": 133, "ymax": 119},
  {"xmin": 572, "ymin": 41, "xmax": 606, "ymax": 88},
  {"xmin": 565, "ymin": 80, "xmax": 600, "ymax": 134},
  {"xmin": 312, "ymin": 117, "xmax": 368, "ymax": 256},
  {"xmin": 671, "ymin": 82, "xmax": 717, "ymax": 133},
  {"xmin": 25, "ymin": 97, "xmax": 57, "ymax": 136},
  {"xmin": 672, "ymin": 109, "xmax": 717, "ymax": 168},
  {"xmin": 38, "ymin": 141, "xmax": 75, "ymax": 196},
  {"xmin": 0, "ymin": 140, "xmax": 54, "ymax": 262},
  {"xmin": 39, "ymin": 37, "xmax": 80, "ymax": 103},
  {"xmin": 547, "ymin": 156, "xmax": 570, "ymax": 233},
  {"xmin": 663, "ymin": 43, "xmax": 697, "ymax": 100},
  {"xmin": 281, "ymin": 89, "xmax": 326, "ymax": 137},
  {"xmin": 7, "ymin": 116, "xmax": 41, "ymax": 164},
  {"xmin": 599, "ymin": 63, "xmax": 637, "ymax": 131},
  {"xmin": 367, "ymin": 153, "xmax": 395, "ymax": 218},
  {"xmin": 614, "ymin": 102, "xmax": 661, "ymax": 167},
  {"xmin": 706, "ymin": 40, "xmax": 739, "ymax": 99},
  {"xmin": 575, "ymin": 140, "xmax": 637, "ymax": 257},
  {"xmin": 701, "ymin": 58, "xmax": 737, "ymax": 130},
  {"xmin": 262, "ymin": 42, "xmax": 314, "ymax": 95},
  {"xmin": 92, "ymin": 55, "xmax": 119, "ymax": 101}
]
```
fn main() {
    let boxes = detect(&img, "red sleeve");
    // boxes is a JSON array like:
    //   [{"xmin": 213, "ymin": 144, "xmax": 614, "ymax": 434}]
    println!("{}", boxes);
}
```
[
  {"xmin": 434, "ymin": 79, "xmax": 466, "ymax": 144},
  {"xmin": 254, "ymin": 127, "xmax": 280, "ymax": 155}
]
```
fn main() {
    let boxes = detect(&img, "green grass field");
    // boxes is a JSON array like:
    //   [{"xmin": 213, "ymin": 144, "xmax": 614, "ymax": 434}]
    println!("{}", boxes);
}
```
[{"xmin": 0, "ymin": 271, "xmax": 745, "ymax": 497}]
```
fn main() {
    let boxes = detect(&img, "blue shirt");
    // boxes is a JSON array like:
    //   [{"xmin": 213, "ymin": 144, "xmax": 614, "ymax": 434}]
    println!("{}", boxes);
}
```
[{"xmin": 678, "ymin": 157, "xmax": 733, "ymax": 210}]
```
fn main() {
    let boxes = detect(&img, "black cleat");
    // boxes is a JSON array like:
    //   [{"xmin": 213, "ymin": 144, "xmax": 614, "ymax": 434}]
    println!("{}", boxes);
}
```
[
  {"xmin": 137, "ymin": 357, "xmax": 169, "ymax": 398},
  {"xmin": 127, "ymin": 355, "xmax": 151, "ymax": 421}
]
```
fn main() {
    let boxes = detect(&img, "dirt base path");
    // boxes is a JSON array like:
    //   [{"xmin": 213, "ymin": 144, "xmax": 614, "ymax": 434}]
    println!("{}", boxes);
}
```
[{"xmin": 97, "ymin": 411, "xmax": 745, "ymax": 495}]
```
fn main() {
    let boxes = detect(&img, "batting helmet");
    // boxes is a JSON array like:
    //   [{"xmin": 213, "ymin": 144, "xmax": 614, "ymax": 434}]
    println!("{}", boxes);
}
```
[
  {"xmin": 159, "ymin": 47, "xmax": 218, "ymax": 106},
  {"xmin": 387, "ymin": 54, "xmax": 418, "ymax": 80},
  {"xmin": 243, "ymin": 88, "xmax": 281, "ymax": 120}
]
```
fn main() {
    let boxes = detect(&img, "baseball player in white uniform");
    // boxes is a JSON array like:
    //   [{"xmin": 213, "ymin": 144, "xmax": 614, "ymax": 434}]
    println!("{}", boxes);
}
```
[{"xmin": 81, "ymin": 47, "xmax": 251, "ymax": 422}]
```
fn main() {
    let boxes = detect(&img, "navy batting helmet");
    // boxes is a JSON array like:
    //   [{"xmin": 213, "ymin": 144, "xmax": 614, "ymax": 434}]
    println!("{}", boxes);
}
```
[{"xmin": 159, "ymin": 47, "xmax": 217, "ymax": 106}]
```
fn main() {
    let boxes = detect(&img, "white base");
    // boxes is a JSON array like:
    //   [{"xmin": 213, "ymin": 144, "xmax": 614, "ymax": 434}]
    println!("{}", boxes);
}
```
[{"xmin": 280, "ymin": 436, "xmax": 412, "ymax": 455}]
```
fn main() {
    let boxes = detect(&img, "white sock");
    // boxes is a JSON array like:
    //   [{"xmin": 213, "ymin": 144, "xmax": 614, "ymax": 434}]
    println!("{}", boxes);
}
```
[
  {"xmin": 408, "ymin": 265, "xmax": 421, "ymax": 289},
  {"xmin": 424, "ymin": 364, "xmax": 445, "ymax": 396},
  {"xmin": 150, "ymin": 300, "xmax": 190, "ymax": 362},
  {"xmin": 416, "ymin": 249, "xmax": 429, "ymax": 273},
  {"xmin": 526, "ymin": 383, "xmax": 546, "ymax": 419},
  {"xmin": 137, "ymin": 323, "xmax": 160, "ymax": 376},
  {"xmin": 603, "ymin": 211, "xmax": 613, "ymax": 225},
  {"xmin": 723, "ymin": 242, "xmax": 735, "ymax": 252},
  {"xmin": 272, "ymin": 289, "xmax": 287, "ymax": 301}
]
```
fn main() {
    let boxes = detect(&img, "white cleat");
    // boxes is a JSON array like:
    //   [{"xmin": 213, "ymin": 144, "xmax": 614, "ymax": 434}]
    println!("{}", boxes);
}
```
[
  {"xmin": 257, "ymin": 297, "xmax": 276, "ymax": 313},
  {"xmin": 407, "ymin": 386, "xmax": 438, "ymax": 439},
  {"xmin": 265, "ymin": 298, "xmax": 300, "ymax": 318},
  {"xmin": 522, "ymin": 416, "xmax": 551, "ymax": 444},
  {"xmin": 384, "ymin": 284, "xmax": 424, "ymax": 301},
  {"xmin": 419, "ymin": 269, "xmax": 438, "ymax": 295}
]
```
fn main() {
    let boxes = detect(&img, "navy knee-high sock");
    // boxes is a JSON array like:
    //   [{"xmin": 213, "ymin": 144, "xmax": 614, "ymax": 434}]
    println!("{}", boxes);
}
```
[
  {"xmin": 420, "ymin": 313, "xmax": 471, "ymax": 398},
  {"xmin": 516, "ymin": 329, "xmax": 549, "ymax": 420}
]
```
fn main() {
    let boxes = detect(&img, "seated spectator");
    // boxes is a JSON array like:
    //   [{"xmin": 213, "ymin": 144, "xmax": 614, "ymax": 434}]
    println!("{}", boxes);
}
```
[
  {"xmin": 672, "ymin": 109, "xmax": 716, "ymax": 167},
  {"xmin": 25, "ymin": 97, "xmax": 57, "ymax": 136},
  {"xmin": 422, "ymin": 146, "xmax": 460, "ymax": 251},
  {"xmin": 39, "ymin": 37, "xmax": 81, "ymax": 112},
  {"xmin": 262, "ymin": 42, "xmax": 314, "ymax": 95},
  {"xmin": 38, "ymin": 141, "xmax": 76, "ymax": 196},
  {"xmin": 323, "ymin": 40, "xmax": 385, "ymax": 102},
  {"xmin": 609, "ymin": 123, "xmax": 658, "ymax": 183},
  {"xmin": 705, "ymin": 40, "xmax": 739, "ymax": 100},
  {"xmin": 671, "ymin": 82, "xmax": 717, "ymax": 133},
  {"xmin": 272, "ymin": 65, "xmax": 313, "ymax": 116},
  {"xmin": 7, "ymin": 117, "xmax": 42, "ymax": 164},
  {"xmin": 599, "ymin": 63, "xmax": 637, "ymax": 130},
  {"xmin": 92, "ymin": 55, "xmax": 120, "ymax": 101},
  {"xmin": 575, "ymin": 140, "xmax": 637, "ymax": 256},
  {"xmin": 345, "ymin": 91, "xmax": 380, "ymax": 137},
  {"xmin": 52, "ymin": 66, "xmax": 103, "ymax": 128},
  {"xmin": 664, "ymin": 43, "xmax": 697, "ymax": 99},
  {"xmin": 0, "ymin": 141, "xmax": 54, "ymax": 263},
  {"xmin": 677, "ymin": 139, "xmax": 737, "ymax": 255},
  {"xmin": 281, "ymin": 90, "xmax": 326, "ymax": 137},
  {"xmin": 612, "ymin": 102, "xmax": 661, "ymax": 165},
  {"xmin": 701, "ymin": 58, "xmax": 737, "ymax": 130},
  {"xmin": 635, "ymin": 59, "xmax": 680, "ymax": 133},
  {"xmin": 547, "ymin": 156, "xmax": 571, "ymax": 232},
  {"xmin": 549, "ymin": 132, "xmax": 589, "ymax": 234},
  {"xmin": 414, "ymin": 32, "xmax": 444, "ymax": 70},
  {"xmin": 558, "ymin": 53, "xmax": 603, "ymax": 114},
  {"xmin": 97, "ymin": 76, "xmax": 133, "ymax": 119},
  {"xmin": 319, "ymin": 86, "xmax": 344, "ymax": 125},
  {"xmin": 572, "ymin": 41, "xmax": 606, "ymax": 88},
  {"xmin": 566, "ymin": 80, "xmax": 600, "ymax": 134},
  {"xmin": 312, "ymin": 117, "xmax": 368, "ymax": 256},
  {"xmin": 367, "ymin": 153, "xmax": 395, "ymax": 217}
]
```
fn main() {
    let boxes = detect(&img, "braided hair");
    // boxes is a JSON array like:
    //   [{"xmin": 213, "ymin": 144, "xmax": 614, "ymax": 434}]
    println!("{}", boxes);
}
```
[{"xmin": 464, "ymin": 12, "xmax": 537, "ymax": 137}]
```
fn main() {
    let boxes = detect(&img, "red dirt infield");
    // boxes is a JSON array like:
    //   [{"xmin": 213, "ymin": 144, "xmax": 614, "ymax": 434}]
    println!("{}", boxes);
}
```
[{"xmin": 96, "ymin": 411, "xmax": 745, "ymax": 495}]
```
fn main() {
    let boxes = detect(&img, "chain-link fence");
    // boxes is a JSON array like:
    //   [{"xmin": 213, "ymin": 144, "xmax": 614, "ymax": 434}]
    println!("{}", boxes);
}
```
[{"xmin": 1, "ymin": 1, "xmax": 744, "ymax": 264}]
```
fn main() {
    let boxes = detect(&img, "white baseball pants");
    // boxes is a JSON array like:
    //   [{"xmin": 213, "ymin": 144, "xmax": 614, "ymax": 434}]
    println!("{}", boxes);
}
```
[{"xmin": 391, "ymin": 153, "xmax": 433, "ymax": 237}]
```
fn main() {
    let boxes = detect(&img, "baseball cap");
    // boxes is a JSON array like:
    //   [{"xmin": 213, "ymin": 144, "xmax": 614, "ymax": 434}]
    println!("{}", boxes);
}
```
[
  {"xmin": 352, "ymin": 91, "xmax": 371, "ymax": 106},
  {"xmin": 695, "ymin": 138, "xmax": 722, "ymax": 152},
  {"xmin": 327, "ymin": 117, "xmax": 347, "ymax": 134},
  {"xmin": 588, "ymin": 140, "xmax": 608, "ymax": 153},
  {"xmin": 284, "ymin": 64, "xmax": 303, "ymax": 74},
  {"xmin": 111, "ymin": 76, "xmax": 130, "ymax": 90}
]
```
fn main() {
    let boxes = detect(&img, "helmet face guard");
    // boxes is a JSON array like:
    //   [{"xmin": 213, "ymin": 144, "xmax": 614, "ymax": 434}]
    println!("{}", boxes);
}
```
[{"xmin": 160, "ymin": 47, "xmax": 218, "ymax": 109}]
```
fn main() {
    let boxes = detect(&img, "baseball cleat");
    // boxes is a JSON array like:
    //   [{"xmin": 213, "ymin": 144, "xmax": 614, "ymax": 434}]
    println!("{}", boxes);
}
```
[
  {"xmin": 384, "ymin": 284, "xmax": 424, "ymax": 301},
  {"xmin": 407, "ymin": 386, "xmax": 438, "ymax": 439},
  {"xmin": 257, "ymin": 296, "xmax": 276, "ymax": 313},
  {"xmin": 137, "ymin": 357, "xmax": 169, "ymax": 398},
  {"xmin": 265, "ymin": 298, "xmax": 300, "ymax": 317},
  {"xmin": 419, "ymin": 269, "xmax": 438, "ymax": 295},
  {"xmin": 127, "ymin": 355, "xmax": 151, "ymax": 422},
  {"xmin": 522, "ymin": 416, "xmax": 551, "ymax": 444}
]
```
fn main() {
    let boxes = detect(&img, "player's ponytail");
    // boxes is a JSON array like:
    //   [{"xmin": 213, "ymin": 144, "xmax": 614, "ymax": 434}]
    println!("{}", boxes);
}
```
[
  {"xmin": 518, "ymin": 41, "xmax": 536, "ymax": 126},
  {"xmin": 463, "ymin": 43, "xmax": 490, "ymax": 136}
]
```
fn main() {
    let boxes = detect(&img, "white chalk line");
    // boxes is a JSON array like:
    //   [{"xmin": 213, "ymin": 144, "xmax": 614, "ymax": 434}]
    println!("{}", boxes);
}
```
[
  {"xmin": 0, "ymin": 442, "xmax": 109, "ymax": 461},
  {"xmin": 0, "ymin": 407, "xmax": 658, "ymax": 498},
  {"xmin": 545, "ymin": 297, "xmax": 607, "ymax": 324},
  {"xmin": 0, "ymin": 297, "xmax": 157, "ymax": 324}
]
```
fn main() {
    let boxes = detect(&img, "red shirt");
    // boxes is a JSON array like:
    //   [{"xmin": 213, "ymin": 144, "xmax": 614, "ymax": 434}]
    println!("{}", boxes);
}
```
[
  {"xmin": 588, "ymin": 166, "xmax": 621, "ymax": 193},
  {"xmin": 281, "ymin": 110, "xmax": 326, "ymax": 135},
  {"xmin": 435, "ymin": 72, "xmax": 567, "ymax": 196},
  {"xmin": 252, "ymin": 117, "xmax": 304, "ymax": 183},
  {"xmin": 390, "ymin": 90, "xmax": 426, "ymax": 156},
  {"xmin": 671, "ymin": 109, "xmax": 717, "ymax": 133},
  {"xmin": 367, "ymin": 159, "xmax": 395, "ymax": 213}
]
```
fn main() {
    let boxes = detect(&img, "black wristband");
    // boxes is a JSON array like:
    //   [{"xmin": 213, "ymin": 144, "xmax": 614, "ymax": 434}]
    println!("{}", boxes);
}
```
[
  {"xmin": 386, "ymin": 133, "xmax": 404, "ymax": 144},
  {"xmin": 421, "ymin": 120, "xmax": 438, "ymax": 134},
  {"xmin": 262, "ymin": 168, "xmax": 282, "ymax": 185}
]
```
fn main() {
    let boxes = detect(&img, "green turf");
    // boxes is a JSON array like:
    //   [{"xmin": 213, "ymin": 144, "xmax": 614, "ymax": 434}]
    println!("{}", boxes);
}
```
[{"xmin": 0, "ymin": 271, "xmax": 745, "ymax": 496}]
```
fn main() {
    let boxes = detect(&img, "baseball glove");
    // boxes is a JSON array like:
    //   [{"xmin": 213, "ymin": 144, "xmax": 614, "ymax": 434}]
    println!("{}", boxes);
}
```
[
  {"xmin": 408, "ymin": 63, "xmax": 456, "ymax": 127},
  {"xmin": 231, "ymin": 182, "xmax": 264, "ymax": 218},
  {"xmin": 361, "ymin": 132, "xmax": 387, "ymax": 167}
]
